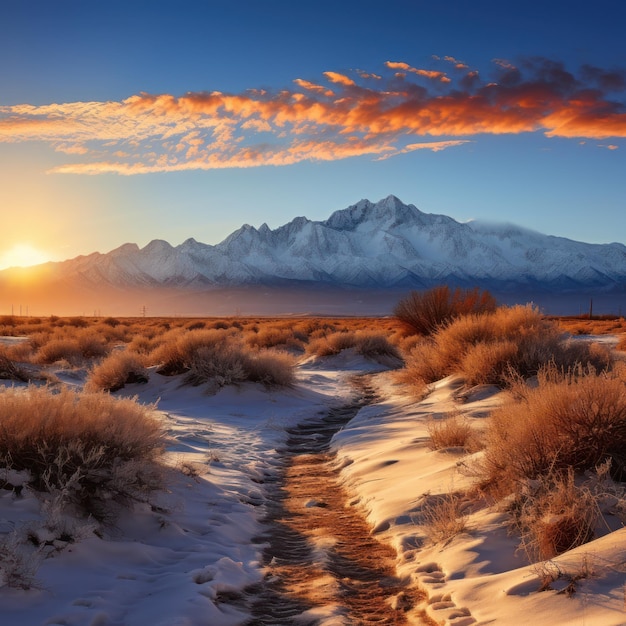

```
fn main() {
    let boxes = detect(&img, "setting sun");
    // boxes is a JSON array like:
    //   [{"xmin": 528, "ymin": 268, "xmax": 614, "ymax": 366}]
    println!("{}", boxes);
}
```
[{"xmin": 0, "ymin": 243, "xmax": 50, "ymax": 270}]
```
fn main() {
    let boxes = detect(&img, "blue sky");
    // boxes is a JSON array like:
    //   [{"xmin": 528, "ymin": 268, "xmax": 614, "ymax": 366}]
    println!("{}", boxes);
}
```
[{"xmin": 0, "ymin": 0, "xmax": 624, "ymax": 269}]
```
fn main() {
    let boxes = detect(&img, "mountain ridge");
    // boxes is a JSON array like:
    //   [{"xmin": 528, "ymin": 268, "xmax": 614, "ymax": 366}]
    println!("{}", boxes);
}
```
[{"xmin": 2, "ymin": 195, "xmax": 626, "ymax": 316}]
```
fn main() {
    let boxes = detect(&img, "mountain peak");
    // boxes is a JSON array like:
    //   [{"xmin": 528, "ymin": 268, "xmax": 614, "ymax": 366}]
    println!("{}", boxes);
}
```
[
  {"xmin": 324, "ymin": 195, "xmax": 422, "ymax": 231},
  {"xmin": 142, "ymin": 239, "xmax": 174, "ymax": 254}
]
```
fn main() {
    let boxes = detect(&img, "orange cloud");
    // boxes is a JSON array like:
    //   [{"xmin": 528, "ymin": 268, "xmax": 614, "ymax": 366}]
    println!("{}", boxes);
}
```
[
  {"xmin": 293, "ymin": 78, "xmax": 334, "ymax": 97},
  {"xmin": 386, "ymin": 61, "xmax": 450, "ymax": 82},
  {"xmin": 443, "ymin": 55, "xmax": 469, "ymax": 70},
  {"xmin": 1, "ymin": 57, "xmax": 624, "ymax": 175},
  {"xmin": 323, "ymin": 71, "xmax": 356, "ymax": 86}
]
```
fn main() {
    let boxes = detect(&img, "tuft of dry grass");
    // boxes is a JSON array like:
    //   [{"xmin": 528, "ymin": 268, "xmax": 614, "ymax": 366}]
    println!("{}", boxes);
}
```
[
  {"xmin": 421, "ymin": 493, "xmax": 469, "ymax": 544},
  {"xmin": 428, "ymin": 412, "xmax": 480, "ymax": 452},
  {"xmin": 0, "ymin": 387, "xmax": 164, "ymax": 519}
]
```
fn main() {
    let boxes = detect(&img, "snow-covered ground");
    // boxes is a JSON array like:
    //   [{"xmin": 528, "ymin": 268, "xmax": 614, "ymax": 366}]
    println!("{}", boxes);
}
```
[{"xmin": 0, "ymin": 349, "xmax": 625, "ymax": 625}]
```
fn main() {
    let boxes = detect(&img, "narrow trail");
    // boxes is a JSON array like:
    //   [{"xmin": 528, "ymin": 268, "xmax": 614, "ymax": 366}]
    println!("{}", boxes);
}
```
[{"xmin": 222, "ymin": 376, "xmax": 428, "ymax": 625}]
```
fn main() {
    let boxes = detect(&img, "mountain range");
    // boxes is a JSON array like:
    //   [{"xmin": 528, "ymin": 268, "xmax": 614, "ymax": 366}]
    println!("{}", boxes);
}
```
[{"xmin": 2, "ymin": 195, "xmax": 626, "ymax": 316}]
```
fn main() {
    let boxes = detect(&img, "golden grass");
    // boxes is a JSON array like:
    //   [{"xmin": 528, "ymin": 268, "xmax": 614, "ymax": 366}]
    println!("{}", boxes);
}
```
[
  {"xmin": 427, "ymin": 412, "xmax": 480, "ymax": 452},
  {"xmin": 421, "ymin": 493, "xmax": 468, "ymax": 544}
]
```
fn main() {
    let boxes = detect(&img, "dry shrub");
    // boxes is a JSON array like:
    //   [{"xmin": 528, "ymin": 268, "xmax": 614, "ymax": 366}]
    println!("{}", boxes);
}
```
[
  {"xmin": 65, "ymin": 317, "xmax": 89, "ymax": 328},
  {"xmin": 127, "ymin": 334, "xmax": 161, "ymax": 356},
  {"xmin": 240, "ymin": 350, "xmax": 295, "ymax": 387},
  {"xmin": 0, "ymin": 316, "xmax": 17, "ymax": 328},
  {"xmin": 85, "ymin": 351, "xmax": 149, "ymax": 392},
  {"xmin": 0, "ymin": 348, "xmax": 29, "ymax": 382},
  {"xmin": 305, "ymin": 330, "xmax": 401, "ymax": 366},
  {"xmin": 306, "ymin": 331, "xmax": 357, "ymax": 357},
  {"xmin": 151, "ymin": 328, "xmax": 235, "ymax": 374},
  {"xmin": 394, "ymin": 285, "xmax": 497, "ymax": 335},
  {"xmin": 246, "ymin": 326, "xmax": 305, "ymax": 352},
  {"xmin": 35, "ymin": 338, "xmax": 83, "ymax": 365},
  {"xmin": 153, "ymin": 329, "xmax": 295, "ymax": 389},
  {"xmin": 184, "ymin": 343, "xmax": 247, "ymax": 388},
  {"xmin": 2, "ymin": 340, "xmax": 33, "ymax": 363},
  {"xmin": 34, "ymin": 330, "xmax": 110, "ymax": 366},
  {"xmin": 75, "ymin": 330, "xmax": 109, "ymax": 359},
  {"xmin": 428, "ymin": 413, "xmax": 479, "ymax": 452},
  {"xmin": 352, "ymin": 332, "xmax": 403, "ymax": 364},
  {"xmin": 481, "ymin": 365, "xmax": 626, "ymax": 491},
  {"xmin": 186, "ymin": 344, "xmax": 295, "ymax": 390},
  {"xmin": 512, "ymin": 469, "xmax": 598, "ymax": 561},
  {"xmin": 421, "ymin": 493, "xmax": 468, "ymax": 544},
  {"xmin": 402, "ymin": 305, "xmax": 612, "ymax": 388},
  {"xmin": 185, "ymin": 320, "xmax": 206, "ymax": 330},
  {"xmin": 0, "ymin": 387, "xmax": 164, "ymax": 519}
]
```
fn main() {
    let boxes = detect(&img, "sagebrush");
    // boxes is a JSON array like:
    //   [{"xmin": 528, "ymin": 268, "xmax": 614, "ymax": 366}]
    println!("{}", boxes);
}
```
[{"xmin": 0, "ymin": 387, "xmax": 164, "ymax": 519}]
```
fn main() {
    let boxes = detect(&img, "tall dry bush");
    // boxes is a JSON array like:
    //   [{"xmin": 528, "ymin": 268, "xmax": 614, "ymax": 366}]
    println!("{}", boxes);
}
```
[
  {"xmin": 394, "ymin": 286, "xmax": 497, "ymax": 335},
  {"xmin": 0, "ymin": 387, "xmax": 164, "ymax": 518},
  {"xmin": 428, "ymin": 412, "xmax": 479, "ymax": 452},
  {"xmin": 421, "ymin": 493, "xmax": 469, "ymax": 544}
]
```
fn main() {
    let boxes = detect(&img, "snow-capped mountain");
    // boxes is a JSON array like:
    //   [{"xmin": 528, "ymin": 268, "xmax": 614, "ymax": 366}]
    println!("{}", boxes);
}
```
[{"xmin": 24, "ymin": 195, "xmax": 626, "ymax": 293}]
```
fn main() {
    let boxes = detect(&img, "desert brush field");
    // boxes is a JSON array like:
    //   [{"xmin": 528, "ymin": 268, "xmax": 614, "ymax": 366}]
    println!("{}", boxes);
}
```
[{"xmin": 0, "ymin": 288, "xmax": 625, "ymax": 625}]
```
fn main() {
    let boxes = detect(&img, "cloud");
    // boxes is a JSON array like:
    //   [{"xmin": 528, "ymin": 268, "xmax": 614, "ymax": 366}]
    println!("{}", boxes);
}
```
[
  {"xmin": 322, "ymin": 72, "xmax": 356, "ymax": 86},
  {"xmin": 0, "ymin": 57, "xmax": 625, "ymax": 175},
  {"xmin": 293, "ymin": 78, "xmax": 334, "ymax": 97},
  {"xmin": 385, "ymin": 61, "xmax": 451, "ymax": 82},
  {"xmin": 376, "ymin": 140, "xmax": 471, "ymax": 159}
]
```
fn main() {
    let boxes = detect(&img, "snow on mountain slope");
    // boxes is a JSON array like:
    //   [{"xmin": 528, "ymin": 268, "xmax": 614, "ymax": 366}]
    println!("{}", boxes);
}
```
[{"xmin": 5, "ymin": 195, "xmax": 626, "ymax": 292}]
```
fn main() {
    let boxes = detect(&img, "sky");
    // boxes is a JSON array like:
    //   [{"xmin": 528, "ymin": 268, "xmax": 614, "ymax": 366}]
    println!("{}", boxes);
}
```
[{"xmin": 0, "ymin": 0, "xmax": 625, "ymax": 269}]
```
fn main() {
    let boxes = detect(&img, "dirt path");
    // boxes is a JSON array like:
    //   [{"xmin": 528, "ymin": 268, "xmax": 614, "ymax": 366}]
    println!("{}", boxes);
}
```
[{"xmin": 223, "ymin": 377, "xmax": 429, "ymax": 625}]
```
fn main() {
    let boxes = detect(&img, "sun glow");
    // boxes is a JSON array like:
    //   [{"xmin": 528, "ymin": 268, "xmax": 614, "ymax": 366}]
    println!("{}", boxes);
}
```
[{"xmin": 0, "ymin": 244, "xmax": 51, "ymax": 270}]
